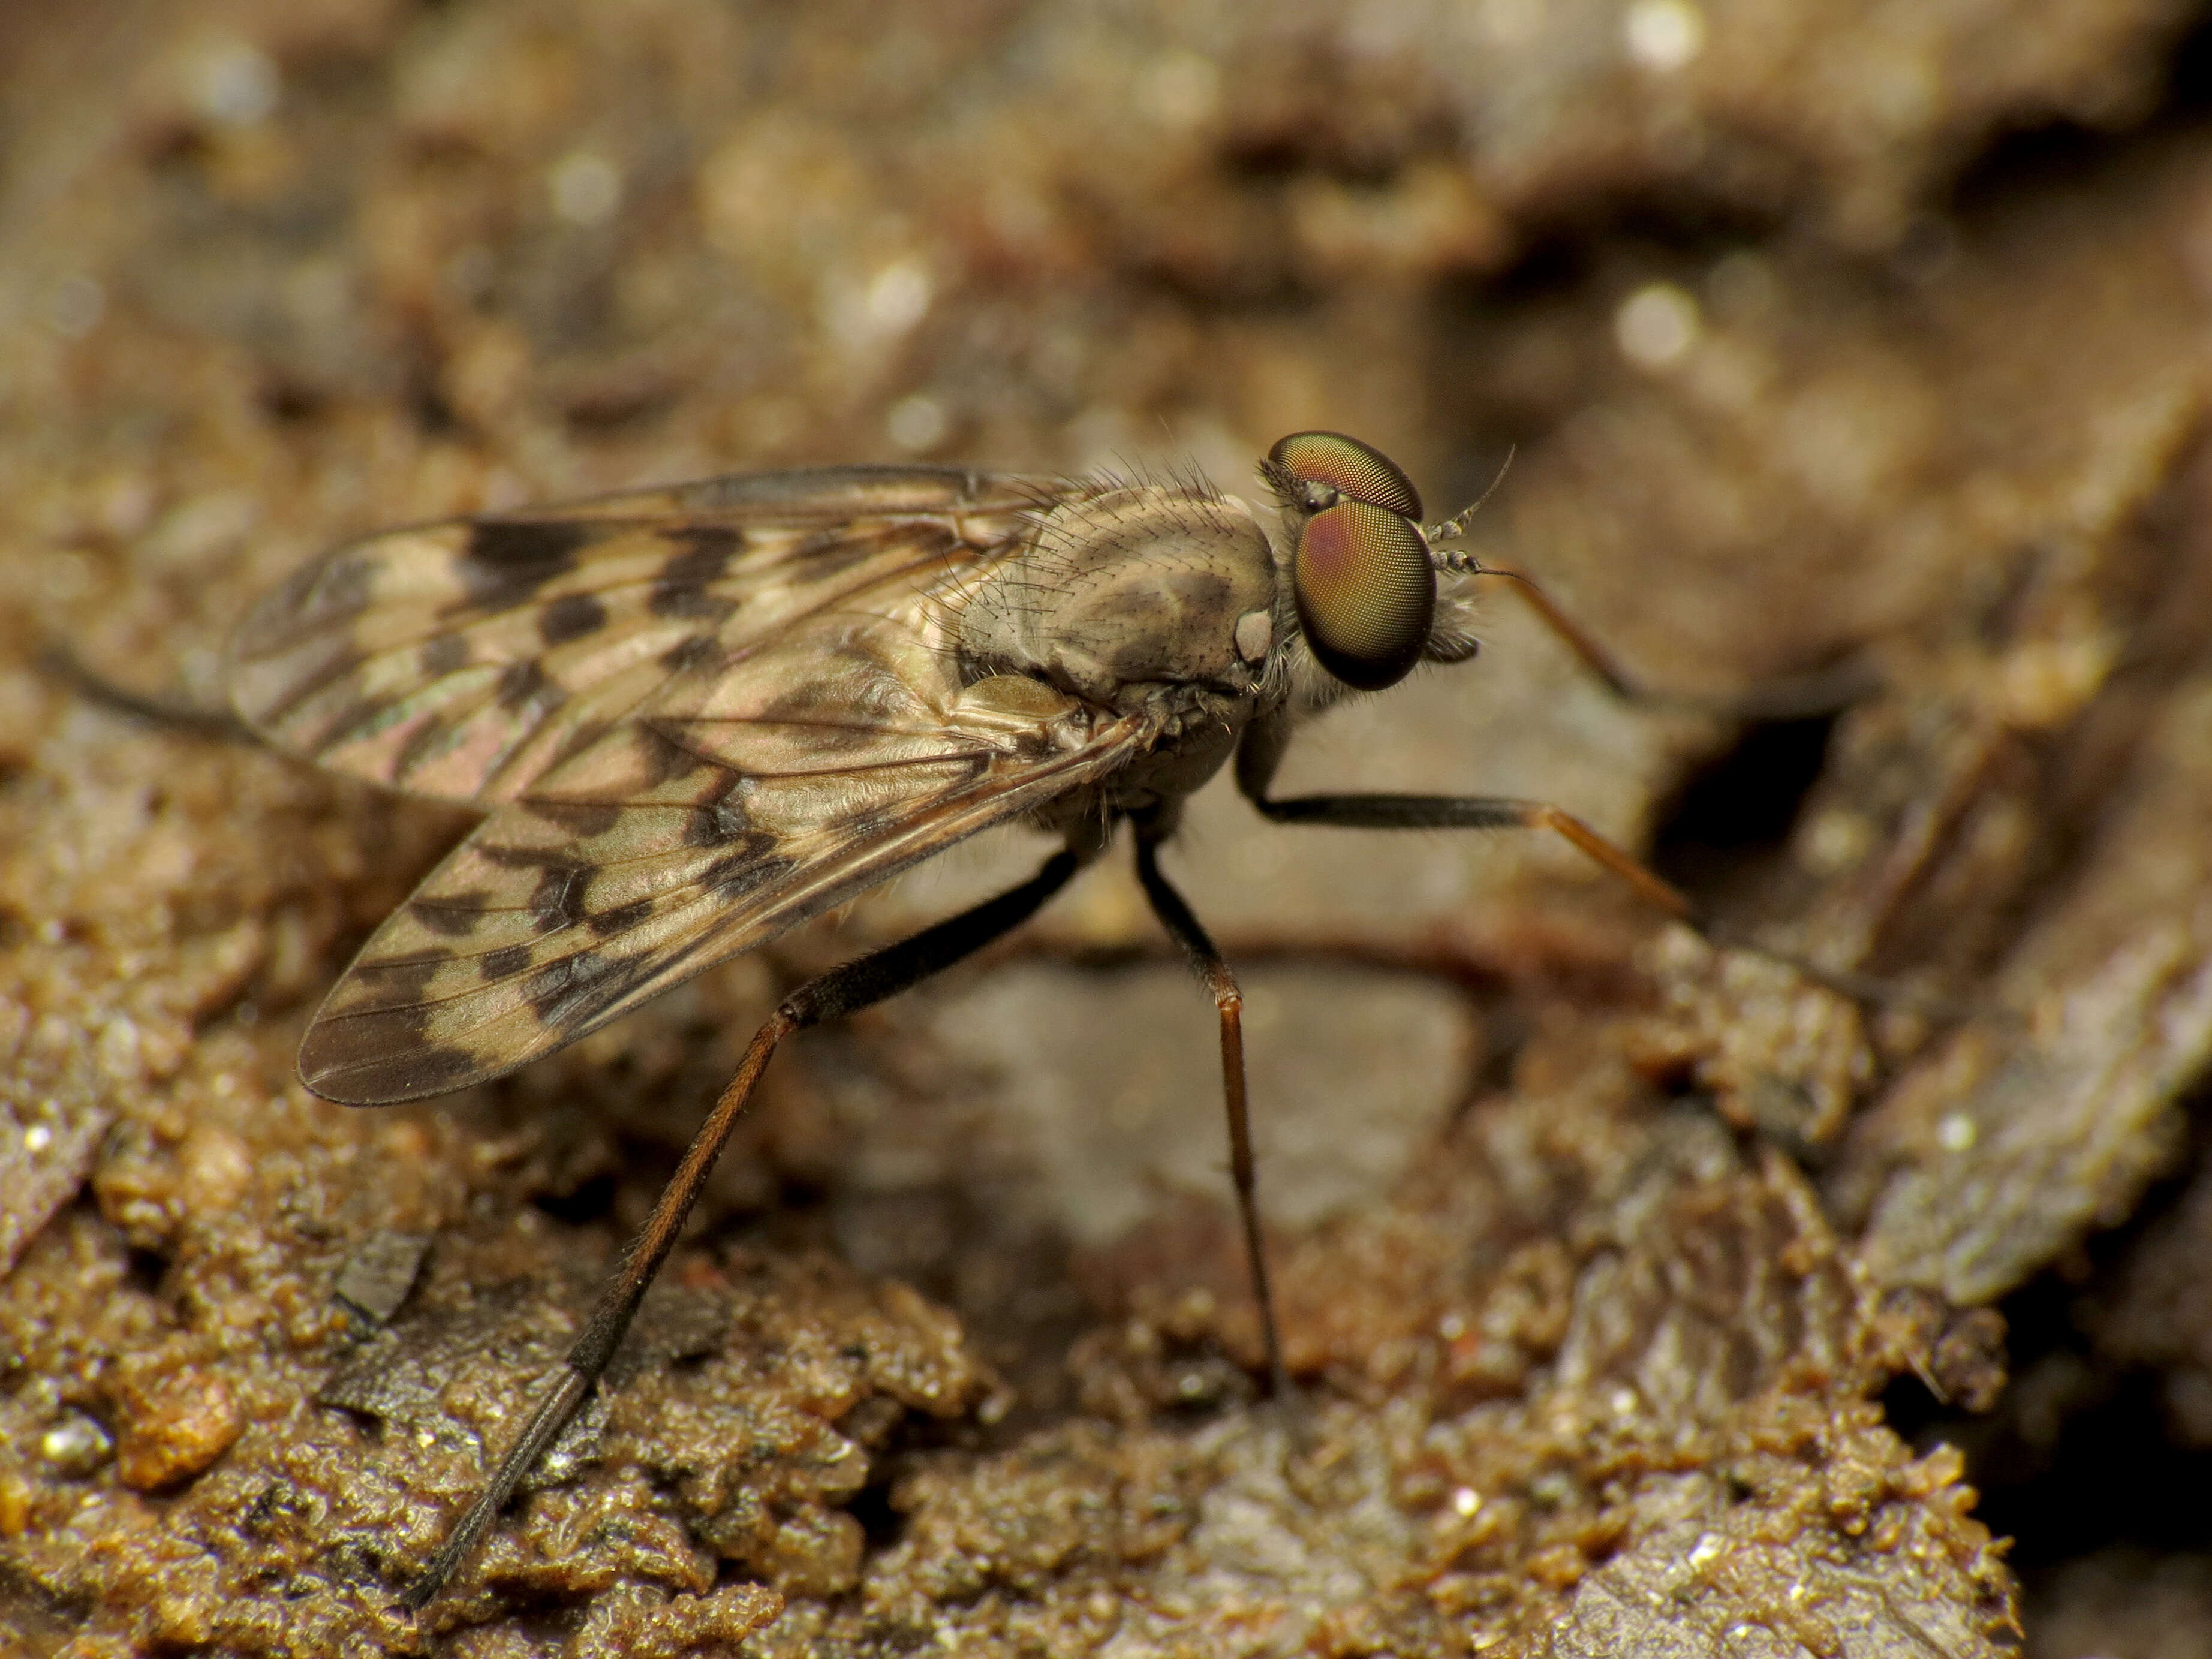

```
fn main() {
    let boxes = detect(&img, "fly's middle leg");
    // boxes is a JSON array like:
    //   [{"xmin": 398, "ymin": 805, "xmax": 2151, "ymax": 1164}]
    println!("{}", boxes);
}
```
[{"xmin": 1133, "ymin": 833, "xmax": 1290, "ymax": 1402}]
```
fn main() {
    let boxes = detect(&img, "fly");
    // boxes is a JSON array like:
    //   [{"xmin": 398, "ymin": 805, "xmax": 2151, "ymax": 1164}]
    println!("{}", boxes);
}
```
[{"xmin": 229, "ymin": 432, "xmax": 1696, "ymax": 1607}]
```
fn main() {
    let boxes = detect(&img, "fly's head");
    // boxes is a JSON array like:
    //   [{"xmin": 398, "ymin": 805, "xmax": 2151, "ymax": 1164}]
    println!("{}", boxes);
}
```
[
  {"xmin": 1259, "ymin": 431, "xmax": 1479, "ymax": 699},
  {"xmin": 956, "ymin": 482, "xmax": 1282, "ymax": 730}
]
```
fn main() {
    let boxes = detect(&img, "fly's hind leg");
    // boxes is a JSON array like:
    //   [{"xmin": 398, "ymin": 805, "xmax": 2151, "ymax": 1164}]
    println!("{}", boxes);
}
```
[
  {"xmin": 400, "ymin": 845, "xmax": 1087, "ymax": 1612},
  {"xmin": 1133, "ymin": 834, "xmax": 1291, "ymax": 1403}
]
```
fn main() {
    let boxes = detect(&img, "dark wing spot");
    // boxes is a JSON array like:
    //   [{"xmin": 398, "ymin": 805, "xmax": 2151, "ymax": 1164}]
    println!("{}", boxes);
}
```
[
  {"xmin": 651, "ymin": 589, "xmax": 724, "ymax": 622},
  {"xmin": 410, "ymin": 891, "xmax": 492, "ymax": 937},
  {"xmin": 650, "ymin": 529, "xmax": 738, "ymax": 618},
  {"xmin": 523, "ymin": 797, "xmax": 622, "ymax": 839},
  {"xmin": 589, "ymin": 897, "xmax": 655, "ymax": 938},
  {"xmin": 660, "ymin": 526, "xmax": 738, "ymax": 566},
  {"xmin": 685, "ymin": 776, "xmax": 752, "ymax": 845},
  {"xmin": 459, "ymin": 520, "xmax": 591, "ymax": 610},
  {"xmin": 792, "ymin": 525, "xmax": 898, "ymax": 574},
  {"xmin": 497, "ymin": 660, "xmax": 550, "ymax": 710},
  {"xmin": 419, "ymin": 634, "xmax": 473, "ymax": 677},
  {"xmin": 375, "ymin": 1044, "xmax": 483, "ymax": 1098},
  {"xmin": 481, "ymin": 844, "xmax": 590, "ymax": 931},
  {"xmin": 300, "ymin": 1022, "xmax": 481, "ymax": 1104},
  {"xmin": 701, "ymin": 844, "xmax": 793, "ymax": 902},
  {"xmin": 539, "ymin": 592, "xmax": 609, "ymax": 645},
  {"xmin": 350, "ymin": 953, "xmax": 444, "ymax": 1006},
  {"xmin": 481, "ymin": 842, "xmax": 567, "ymax": 869},
  {"xmin": 522, "ymin": 955, "xmax": 588, "ymax": 1023},
  {"xmin": 394, "ymin": 713, "xmax": 455, "ymax": 784},
  {"xmin": 522, "ymin": 949, "xmax": 648, "ymax": 1028},
  {"xmin": 528, "ymin": 863, "xmax": 589, "ymax": 931},
  {"xmin": 480, "ymin": 944, "xmax": 532, "ymax": 981},
  {"xmin": 325, "ymin": 956, "xmax": 443, "ymax": 1047},
  {"xmin": 634, "ymin": 721, "xmax": 707, "ymax": 786},
  {"xmin": 660, "ymin": 634, "xmax": 723, "ymax": 674}
]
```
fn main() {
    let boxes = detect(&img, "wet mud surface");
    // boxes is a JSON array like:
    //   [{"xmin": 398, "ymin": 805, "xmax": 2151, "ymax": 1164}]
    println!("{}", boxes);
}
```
[{"xmin": 5, "ymin": 1, "xmax": 2212, "ymax": 1653}]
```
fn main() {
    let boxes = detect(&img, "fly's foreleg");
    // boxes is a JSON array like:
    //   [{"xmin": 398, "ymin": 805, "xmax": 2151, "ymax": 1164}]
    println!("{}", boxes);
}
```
[{"xmin": 1249, "ymin": 792, "xmax": 1693, "ymax": 922}]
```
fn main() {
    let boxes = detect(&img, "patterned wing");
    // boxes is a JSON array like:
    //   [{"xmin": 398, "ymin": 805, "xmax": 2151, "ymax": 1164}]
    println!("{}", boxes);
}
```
[
  {"xmin": 230, "ymin": 466, "xmax": 1047, "ymax": 806},
  {"xmin": 289, "ymin": 552, "xmax": 1152, "ymax": 1105}
]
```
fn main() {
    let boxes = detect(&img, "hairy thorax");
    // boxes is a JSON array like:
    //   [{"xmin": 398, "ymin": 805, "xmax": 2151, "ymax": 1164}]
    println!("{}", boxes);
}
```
[
  {"xmin": 957, "ymin": 483, "xmax": 1285, "ymax": 829},
  {"xmin": 959, "ymin": 484, "xmax": 1280, "ymax": 707}
]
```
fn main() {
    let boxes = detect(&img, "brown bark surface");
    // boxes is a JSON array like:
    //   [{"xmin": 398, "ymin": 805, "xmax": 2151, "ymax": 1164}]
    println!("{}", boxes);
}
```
[{"xmin": 4, "ymin": 2, "xmax": 2209, "ymax": 1652}]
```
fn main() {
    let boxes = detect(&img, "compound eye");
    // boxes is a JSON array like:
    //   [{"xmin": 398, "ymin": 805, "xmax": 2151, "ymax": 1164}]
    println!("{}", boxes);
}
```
[
  {"xmin": 1268, "ymin": 432, "xmax": 1422, "ymax": 520},
  {"xmin": 1293, "ymin": 499, "xmax": 1436, "ymax": 691}
]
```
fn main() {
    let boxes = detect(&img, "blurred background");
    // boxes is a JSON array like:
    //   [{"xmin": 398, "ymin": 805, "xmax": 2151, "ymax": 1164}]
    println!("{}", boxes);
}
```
[{"xmin": 5, "ymin": 1, "xmax": 2212, "ymax": 1654}]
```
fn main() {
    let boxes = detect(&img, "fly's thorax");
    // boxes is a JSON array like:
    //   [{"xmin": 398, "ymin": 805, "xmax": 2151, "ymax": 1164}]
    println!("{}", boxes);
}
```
[
  {"xmin": 1027, "ymin": 700, "xmax": 1243, "ymax": 839},
  {"xmin": 956, "ymin": 484, "xmax": 1283, "ymax": 715},
  {"xmin": 1104, "ymin": 703, "xmax": 1242, "ymax": 815}
]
